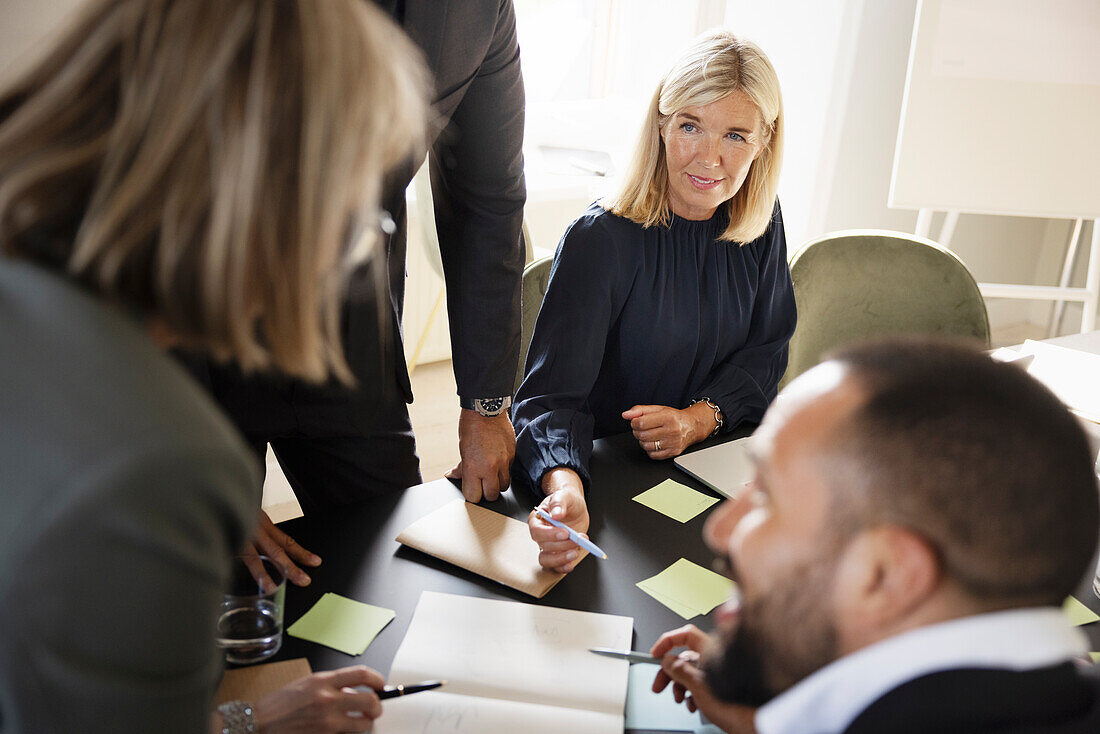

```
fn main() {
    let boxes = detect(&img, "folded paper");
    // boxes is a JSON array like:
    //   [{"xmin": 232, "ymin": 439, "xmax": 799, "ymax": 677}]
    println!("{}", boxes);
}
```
[{"xmin": 396, "ymin": 498, "xmax": 574, "ymax": 598}]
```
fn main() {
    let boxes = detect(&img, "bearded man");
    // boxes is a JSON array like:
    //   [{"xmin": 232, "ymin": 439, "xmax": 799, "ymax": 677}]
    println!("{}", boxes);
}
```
[{"xmin": 652, "ymin": 339, "xmax": 1100, "ymax": 734}]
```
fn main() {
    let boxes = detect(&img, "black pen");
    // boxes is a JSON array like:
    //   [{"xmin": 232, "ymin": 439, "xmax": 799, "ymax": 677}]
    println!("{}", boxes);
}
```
[{"xmin": 378, "ymin": 680, "xmax": 446, "ymax": 699}]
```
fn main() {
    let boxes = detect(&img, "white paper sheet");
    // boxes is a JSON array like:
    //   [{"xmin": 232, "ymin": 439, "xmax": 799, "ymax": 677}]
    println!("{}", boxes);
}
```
[
  {"xmin": 1020, "ymin": 340, "xmax": 1100, "ymax": 423},
  {"xmin": 379, "ymin": 691, "xmax": 623, "ymax": 734},
  {"xmin": 376, "ymin": 592, "xmax": 633, "ymax": 734}
]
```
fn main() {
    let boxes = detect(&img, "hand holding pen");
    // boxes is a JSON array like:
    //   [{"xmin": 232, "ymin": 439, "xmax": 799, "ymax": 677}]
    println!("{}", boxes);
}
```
[
  {"xmin": 528, "ymin": 473, "xmax": 596, "ymax": 573},
  {"xmin": 251, "ymin": 667, "xmax": 389, "ymax": 733}
]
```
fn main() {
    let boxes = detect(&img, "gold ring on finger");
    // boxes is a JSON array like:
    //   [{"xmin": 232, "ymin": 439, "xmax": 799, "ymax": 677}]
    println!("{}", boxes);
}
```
[{"xmin": 655, "ymin": 439, "xmax": 661, "ymax": 451}]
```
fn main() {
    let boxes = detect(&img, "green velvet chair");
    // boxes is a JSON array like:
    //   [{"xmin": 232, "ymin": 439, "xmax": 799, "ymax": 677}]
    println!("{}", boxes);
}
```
[
  {"xmin": 783, "ymin": 229, "xmax": 990, "ymax": 387},
  {"xmin": 514, "ymin": 255, "xmax": 554, "ymax": 395}
]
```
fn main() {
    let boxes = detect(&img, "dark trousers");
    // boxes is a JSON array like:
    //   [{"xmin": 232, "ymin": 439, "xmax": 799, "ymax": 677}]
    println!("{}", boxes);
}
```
[{"xmin": 176, "ymin": 353, "xmax": 422, "ymax": 514}]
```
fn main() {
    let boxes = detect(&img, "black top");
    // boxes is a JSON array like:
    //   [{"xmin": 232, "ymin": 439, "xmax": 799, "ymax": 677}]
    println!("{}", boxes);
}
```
[
  {"xmin": 512, "ymin": 201, "xmax": 795, "ymax": 496},
  {"xmin": 845, "ymin": 662, "xmax": 1100, "ymax": 733}
]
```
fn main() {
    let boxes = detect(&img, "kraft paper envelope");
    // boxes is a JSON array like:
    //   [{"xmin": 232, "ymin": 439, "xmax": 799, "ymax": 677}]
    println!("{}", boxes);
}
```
[
  {"xmin": 396, "ymin": 498, "xmax": 575, "ymax": 598},
  {"xmin": 215, "ymin": 658, "xmax": 312, "ymax": 704}
]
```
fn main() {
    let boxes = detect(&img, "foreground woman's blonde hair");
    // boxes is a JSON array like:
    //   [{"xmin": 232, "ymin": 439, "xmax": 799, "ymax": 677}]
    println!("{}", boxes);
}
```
[
  {"xmin": 607, "ymin": 30, "xmax": 783, "ymax": 244},
  {"xmin": 0, "ymin": 0, "xmax": 428, "ymax": 383}
]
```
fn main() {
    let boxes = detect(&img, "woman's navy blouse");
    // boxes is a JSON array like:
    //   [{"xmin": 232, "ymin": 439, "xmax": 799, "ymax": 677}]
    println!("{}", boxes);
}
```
[{"xmin": 512, "ymin": 200, "xmax": 796, "ymax": 496}]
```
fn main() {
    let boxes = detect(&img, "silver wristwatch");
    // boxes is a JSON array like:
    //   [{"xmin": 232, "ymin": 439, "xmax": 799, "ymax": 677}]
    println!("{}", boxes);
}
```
[{"xmin": 460, "ymin": 396, "xmax": 512, "ymax": 417}]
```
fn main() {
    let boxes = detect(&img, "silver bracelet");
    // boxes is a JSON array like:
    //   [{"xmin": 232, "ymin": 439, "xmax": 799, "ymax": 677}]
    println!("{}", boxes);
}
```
[
  {"xmin": 691, "ymin": 397, "xmax": 724, "ymax": 437},
  {"xmin": 217, "ymin": 700, "xmax": 257, "ymax": 734}
]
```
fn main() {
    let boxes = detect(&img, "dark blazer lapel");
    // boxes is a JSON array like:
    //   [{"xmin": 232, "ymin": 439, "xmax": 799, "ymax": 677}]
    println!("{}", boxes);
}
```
[{"xmin": 844, "ymin": 663, "xmax": 1100, "ymax": 733}]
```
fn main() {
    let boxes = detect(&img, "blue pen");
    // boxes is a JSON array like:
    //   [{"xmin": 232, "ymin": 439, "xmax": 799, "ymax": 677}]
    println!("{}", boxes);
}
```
[{"xmin": 535, "ymin": 508, "xmax": 608, "ymax": 560}]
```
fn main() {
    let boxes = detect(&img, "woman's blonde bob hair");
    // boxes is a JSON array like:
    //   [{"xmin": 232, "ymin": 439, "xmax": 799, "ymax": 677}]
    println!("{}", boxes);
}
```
[
  {"xmin": 0, "ymin": 0, "xmax": 428, "ymax": 383},
  {"xmin": 607, "ymin": 30, "xmax": 783, "ymax": 244}
]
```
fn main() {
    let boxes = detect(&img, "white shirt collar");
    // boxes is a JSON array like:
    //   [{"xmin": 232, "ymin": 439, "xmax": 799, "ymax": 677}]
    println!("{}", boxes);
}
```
[{"xmin": 754, "ymin": 607, "xmax": 1088, "ymax": 734}]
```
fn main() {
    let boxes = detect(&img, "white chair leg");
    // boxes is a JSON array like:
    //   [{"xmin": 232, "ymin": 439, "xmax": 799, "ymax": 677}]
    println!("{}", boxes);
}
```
[
  {"xmin": 1081, "ymin": 220, "xmax": 1100, "ymax": 333},
  {"xmin": 1048, "ymin": 218, "xmax": 1084, "ymax": 337}
]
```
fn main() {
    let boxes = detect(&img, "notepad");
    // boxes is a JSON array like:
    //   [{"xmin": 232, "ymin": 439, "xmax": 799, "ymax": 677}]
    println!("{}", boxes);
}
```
[
  {"xmin": 633, "ymin": 479, "xmax": 721, "ymax": 523},
  {"xmin": 215, "ymin": 658, "xmax": 312, "ymax": 704},
  {"xmin": 625, "ymin": 663, "xmax": 701, "ymax": 730},
  {"xmin": 396, "ymin": 497, "xmax": 572, "ymax": 597},
  {"xmin": 637, "ymin": 583, "xmax": 699, "ymax": 620},
  {"xmin": 1063, "ymin": 595, "xmax": 1100, "ymax": 626},
  {"xmin": 1090, "ymin": 652, "xmax": 1100, "ymax": 664},
  {"xmin": 375, "ymin": 591, "xmax": 633, "ymax": 734},
  {"xmin": 286, "ymin": 593, "xmax": 394, "ymax": 655},
  {"xmin": 637, "ymin": 559, "xmax": 735, "ymax": 620}
]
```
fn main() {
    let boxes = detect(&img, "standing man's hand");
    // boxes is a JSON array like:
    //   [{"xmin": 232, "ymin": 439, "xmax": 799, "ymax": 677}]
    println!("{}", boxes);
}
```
[
  {"xmin": 446, "ymin": 410, "xmax": 516, "ymax": 502},
  {"xmin": 247, "ymin": 510, "xmax": 321, "ymax": 587}
]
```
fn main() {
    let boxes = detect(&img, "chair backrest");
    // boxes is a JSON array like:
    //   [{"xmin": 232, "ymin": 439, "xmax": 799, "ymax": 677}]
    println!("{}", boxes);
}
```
[
  {"xmin": 783, "ymin": 229, "xmax": 990, "ymax": 387},
  {"xmin": 514, "ymin": 255, "xmax": 554, "ymax": 395}
]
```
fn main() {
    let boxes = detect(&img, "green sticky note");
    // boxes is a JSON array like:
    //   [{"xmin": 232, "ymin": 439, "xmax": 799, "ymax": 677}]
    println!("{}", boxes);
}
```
[
  {"xmin": 633, "ymin": 479, "xmax": 721, "ymax": 523},
  {"xmin": 1090, "ymin": 652, "xmax": 1100, "ymax": 664},
  {"xmin": 625, "ymin": 662, "xmax": 701, "ymax": 730},
  {"xmin": 1063, "ymin": 596, "xmax": 1100, "ymax": 626},
  {"xmin": 638, "ymin": 558, "xmax": 735, "ymax": 617},
  {"xmin": 636, "ymin": 579, "xmax": 699, "ymax": 620},
  {"xmin": 287, "ymin": 592, "xmax": 395, "ymax": 656}
]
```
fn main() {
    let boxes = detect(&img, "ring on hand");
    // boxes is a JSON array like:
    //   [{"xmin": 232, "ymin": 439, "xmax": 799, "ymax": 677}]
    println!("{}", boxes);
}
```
[{"xmin": 655, "ymin": 439, "xmax": 661, "ymax": 451}]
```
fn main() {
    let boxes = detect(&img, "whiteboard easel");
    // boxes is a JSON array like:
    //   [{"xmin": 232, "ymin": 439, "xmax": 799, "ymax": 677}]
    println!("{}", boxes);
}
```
[
  {"xmin": 914, "ymin": 210, "xmax": 1100, "ymax": 333},
  {"xmin": 891, "ymin": 0, "xmax": 1100, "ymax": 334}
]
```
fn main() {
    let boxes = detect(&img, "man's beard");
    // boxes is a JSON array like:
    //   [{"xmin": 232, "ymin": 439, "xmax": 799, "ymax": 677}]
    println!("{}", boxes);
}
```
[{"xmin": 702, "ymin": 554, "xmax": 842, "ymax": 707}]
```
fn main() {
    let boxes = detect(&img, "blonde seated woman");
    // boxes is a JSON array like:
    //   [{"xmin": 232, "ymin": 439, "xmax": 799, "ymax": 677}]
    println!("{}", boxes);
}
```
[
  {"xmin": 0, "ymin": 1, "xmax": 425, "ymax": 732},
  {"xmin": 513, "ymin": 32, "xmax": 796, "ymax": 573}
]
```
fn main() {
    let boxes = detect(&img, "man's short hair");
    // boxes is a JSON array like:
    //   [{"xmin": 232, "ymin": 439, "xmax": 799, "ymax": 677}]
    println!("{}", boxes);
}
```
[{"xmin": 827, "ymin": 338, "xmax": 1099, "ymax": 607}]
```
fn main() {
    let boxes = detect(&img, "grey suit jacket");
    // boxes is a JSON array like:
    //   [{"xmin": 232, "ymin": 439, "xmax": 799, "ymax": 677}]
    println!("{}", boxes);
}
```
[
  {"xmin": 0, "ymin": 258, "xmax": 260, "ymax": 733},
  {"xmin": 349, "ymin": 0, "xmax": 526, "ymax": 403}
]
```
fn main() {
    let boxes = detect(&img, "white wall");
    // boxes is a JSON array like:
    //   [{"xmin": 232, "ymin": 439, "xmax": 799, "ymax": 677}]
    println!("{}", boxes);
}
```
[
  {"xmin": 0, "ymin": 0, "xmax": 81, "ymax": 77},
  {"xmin": 797, "ymin": 0, "xmax": 1074, "ymax": 333},
  {"xmin": 722, "ymin": 0, "xmax": 856, "ymax": 254},
  {"xmin": 377, "ymin": 0, "xmax": 1096, "ymax": 349},
  {"xmin": 4, "ymin": 0, "xmax": 1084, "ymax": 341}
]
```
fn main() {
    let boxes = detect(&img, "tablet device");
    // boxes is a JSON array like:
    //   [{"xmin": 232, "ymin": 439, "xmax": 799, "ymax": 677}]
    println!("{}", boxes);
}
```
[{"xmin": 673, "ymin": 436, "xmax": 755, "ymax": 499}]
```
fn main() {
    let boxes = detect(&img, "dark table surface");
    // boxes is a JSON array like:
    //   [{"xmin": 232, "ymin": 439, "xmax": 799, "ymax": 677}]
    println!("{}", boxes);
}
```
[
  {"xmin": 275, "ymin": 430, "xmax": 745, "ymax": 679},
  {"xmin": 270, "ymin": 370, "xmax": 1100, "ymax": 719}
]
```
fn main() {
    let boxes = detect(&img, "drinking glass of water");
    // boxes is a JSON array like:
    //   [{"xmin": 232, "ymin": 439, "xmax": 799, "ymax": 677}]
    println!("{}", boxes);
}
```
[
  {"xmin": 1094, "ymin": 556, "xmax": 1100, "ymax": 601},
  {"xmin": 216, "ymin": 554, "xmax": 286, "ymax": 664}
]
